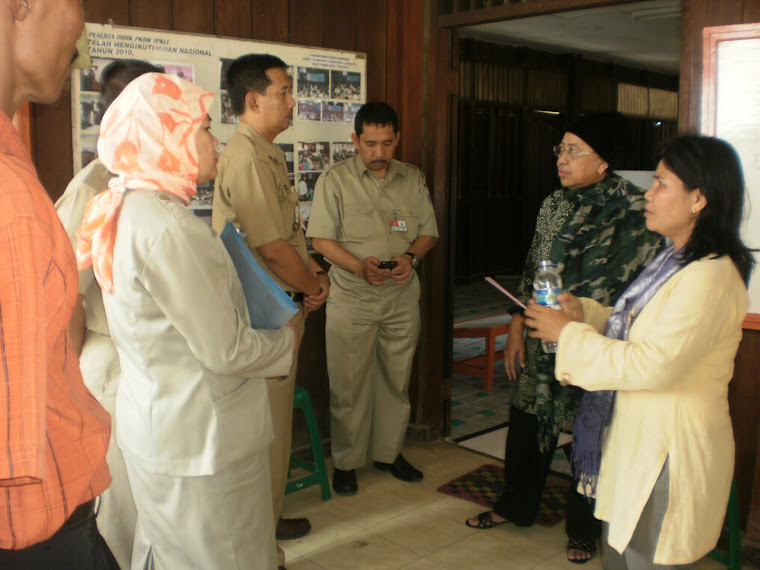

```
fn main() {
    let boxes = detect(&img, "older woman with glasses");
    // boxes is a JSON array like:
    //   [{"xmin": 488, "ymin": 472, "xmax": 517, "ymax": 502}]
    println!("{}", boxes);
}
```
[
  {"xmin": 467, "ymin": 112, "xmax": 662, "ymax": 564},
  {"xmin": 525, "ymin": 136, "xmax": 752, "ymax": 568}
]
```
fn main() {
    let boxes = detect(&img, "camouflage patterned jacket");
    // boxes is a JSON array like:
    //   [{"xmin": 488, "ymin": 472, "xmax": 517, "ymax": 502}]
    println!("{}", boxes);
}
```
[{"xmin": 511, "ymin": 173, "xmax": 663, "ymax": 451}]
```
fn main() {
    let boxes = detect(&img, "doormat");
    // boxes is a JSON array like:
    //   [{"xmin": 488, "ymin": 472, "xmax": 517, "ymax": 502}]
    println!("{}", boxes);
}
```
[{"xmin": 436, "ymin": 463, "xmax": 571, "ymax": 527}]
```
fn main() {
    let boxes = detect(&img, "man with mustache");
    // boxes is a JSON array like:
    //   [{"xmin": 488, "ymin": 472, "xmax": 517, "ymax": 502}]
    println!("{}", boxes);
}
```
[{"xmin": 308, "ymin": 102, "xmax": 438, "ymax": 495}]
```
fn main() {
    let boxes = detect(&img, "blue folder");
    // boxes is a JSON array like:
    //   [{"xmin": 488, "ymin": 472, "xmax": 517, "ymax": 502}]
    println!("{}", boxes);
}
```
[{"xmin": 220, "ymin": 222, "xmax": 298, "ymax": 329}]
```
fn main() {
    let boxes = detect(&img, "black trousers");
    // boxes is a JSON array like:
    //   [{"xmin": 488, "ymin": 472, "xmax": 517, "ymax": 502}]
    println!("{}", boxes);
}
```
[
  {"xmin": 493, "ymin": 405, "xmax": 601, "ymax": 541},
  {"xmin": 0, "ymin": 509, "xmax": 119, "ymax": 570}
]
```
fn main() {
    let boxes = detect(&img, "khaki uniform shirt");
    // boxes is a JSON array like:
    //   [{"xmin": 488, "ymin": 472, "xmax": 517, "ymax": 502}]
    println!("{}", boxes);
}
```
[
  {"xmin": 212, "ymin": 122, "xmax": 309, "ymax": 292},
  {"xmin": 306, "ymin": 155, "xmax": 438, "ymax": 287}
]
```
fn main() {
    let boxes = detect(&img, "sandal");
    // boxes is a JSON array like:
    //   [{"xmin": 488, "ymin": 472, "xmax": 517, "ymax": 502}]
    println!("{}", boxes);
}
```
[
  {"xmin": 566, "ymin": 538, "xmax": 597, "ymax": 564},
  {"xmin": 465, "ymin": 511, "xmax": 510, "ymax": 529}
]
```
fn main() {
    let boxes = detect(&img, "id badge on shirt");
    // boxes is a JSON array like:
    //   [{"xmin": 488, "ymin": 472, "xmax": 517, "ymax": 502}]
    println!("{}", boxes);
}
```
[{"xmin": 390, "ymin": 219, "xmax": 407, "ymax": 232}]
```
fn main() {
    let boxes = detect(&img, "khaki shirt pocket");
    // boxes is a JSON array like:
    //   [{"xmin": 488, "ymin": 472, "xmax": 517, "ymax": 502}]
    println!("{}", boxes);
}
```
[{"xmin": 342, "ymin": 202, "xmax": 377, "ymax": 242}]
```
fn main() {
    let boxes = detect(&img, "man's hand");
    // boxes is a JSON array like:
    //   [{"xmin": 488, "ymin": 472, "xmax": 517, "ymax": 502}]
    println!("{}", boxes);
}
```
[
  {"xmin": 304, "ymin": 272, "xmax": 330, "ymax": 313},
  {"xmin": 389, "ymin": 254, "xmax": 413, "ymax": 285},
  {"xmin": 504, "ymin": 313, "xmax": 526, "ymax": 381},
  {"xmin": 361, "ymin": 256, "xmax": 391, "ymax": 285}
]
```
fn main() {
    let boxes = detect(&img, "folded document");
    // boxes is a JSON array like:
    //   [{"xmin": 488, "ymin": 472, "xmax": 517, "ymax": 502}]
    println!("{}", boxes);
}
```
[{"xmin": 220, "ymin": 222, "xmax": 298, "ymax": 329}]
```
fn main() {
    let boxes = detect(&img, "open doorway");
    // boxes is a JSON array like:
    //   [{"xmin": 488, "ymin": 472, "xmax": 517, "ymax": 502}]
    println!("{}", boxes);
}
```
[{"xmin": 446, "ymin": 1, "xmax": 681, "ymax": 453}]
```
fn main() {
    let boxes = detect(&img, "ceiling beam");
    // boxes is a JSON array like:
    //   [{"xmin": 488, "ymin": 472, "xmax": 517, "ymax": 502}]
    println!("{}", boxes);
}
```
[{"xmin": 438, "ymin": 0, "xmax": 638, "ymax": 29}]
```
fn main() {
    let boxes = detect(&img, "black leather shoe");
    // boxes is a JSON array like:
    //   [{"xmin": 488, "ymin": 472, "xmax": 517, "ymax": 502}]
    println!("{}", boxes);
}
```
[
  {"xmin": 332, "ymin": 468, "xmax": 358, "ymax": 495},
  {"xmin": 374, "ymin": 454, "xmax": 423, "ymax": 482},
  {"xmin": 275, "ymin": 517, "xmax": 311, "ymax": 540}
]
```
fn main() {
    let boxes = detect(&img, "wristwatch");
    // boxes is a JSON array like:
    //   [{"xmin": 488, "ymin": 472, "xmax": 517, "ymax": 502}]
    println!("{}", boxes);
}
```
[{"xmin": 404, "ymin": 251, "xmax": 419, "ymax": 269}]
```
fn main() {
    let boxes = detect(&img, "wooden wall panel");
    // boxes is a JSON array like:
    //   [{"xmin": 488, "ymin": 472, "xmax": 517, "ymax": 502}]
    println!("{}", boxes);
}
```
[
  {"xmin": 33, "ymin": 92, "xmax": 73, "ymax": 203},
  {"xmin": 215, "ymin": 0, "xmax": 252, "ymax": 39},
  {"xmin": 251, "ymin": 0, "xmax": 289, "ymax": 43},
  {"xmin": 84, "ymin": 0, "xmax": 129, "ymax": 25},
  {"xmin": 729, "ymin": 329, "xmax": 760, "ymax": 531},
  {"xmin": 130, "ymin": 0, "xmax": 173, "ymax": 30},
  {"xmin": 398, "ymin": 1, "xmax": 426, "ymax": 169},
  {"xmin": 745, "ymin": 0, "xmax": 760, "ymax": 23},
  {"xmin": 173, "ymin": 0, "xmax": 214, "ymax": 34},
  {"xmin": 323, "ymin": 0, "xmax": 357, "ymax": 51},
  {"xmin": 355, "ymin": 2, "xmax": 388, "ymax": 102},
  {"xmin": 288, "ymin": 0, "xmax": 325, "ymax": 47}
]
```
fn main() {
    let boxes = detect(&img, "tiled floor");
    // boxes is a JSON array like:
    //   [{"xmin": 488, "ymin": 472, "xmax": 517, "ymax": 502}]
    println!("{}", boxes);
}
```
[{"xmin": 280, "ymin": 441, "xmax": 726, "ymax": 569}]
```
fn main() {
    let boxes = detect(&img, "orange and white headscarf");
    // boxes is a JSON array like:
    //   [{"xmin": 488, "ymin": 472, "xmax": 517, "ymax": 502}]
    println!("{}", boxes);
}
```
[{"xmin": 76, "ymin": 73, "xmax": 214, "ymax": 293}]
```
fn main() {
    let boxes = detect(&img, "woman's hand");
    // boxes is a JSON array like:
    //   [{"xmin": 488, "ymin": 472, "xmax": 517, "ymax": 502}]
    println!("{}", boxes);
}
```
[
  {"xmin": 524, "ymin": 293, "xmax": 583, "ymax": 343},
  {"xmin": 504, "ymin": 314, "xmax": 526, "ymax": 381}
]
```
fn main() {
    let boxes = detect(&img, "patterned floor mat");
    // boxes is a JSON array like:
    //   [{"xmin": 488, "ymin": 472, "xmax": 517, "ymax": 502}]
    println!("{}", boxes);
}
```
[{"xmin": 436, "ymin": 464, "xmax": 571, "ymax": 527}]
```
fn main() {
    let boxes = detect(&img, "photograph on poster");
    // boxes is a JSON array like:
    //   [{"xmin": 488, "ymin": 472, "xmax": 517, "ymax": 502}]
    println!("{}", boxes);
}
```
[
  {"xmin": 322, "ymin": 101, "xmax": 344, "ymax": 123},
  {"xmin": 81, "ymin": 135, "xmax": 98, "ymax": 169},
  {"xmin": 81, "ymin": 64, "xmax": 102, "ymax": 93},
  {"xmin": 276, "ymin": 143, "xmax": 295, "ymax": 174},
  {"xmin": 330, "ymin": 70, "xmax": 361, "ymax": 100},
  {"xmin": 297, "ymin": 67, "xmax": 329, "ymax": 99},
  {"xmin": 300, "ymin": 201, "xmax": 312, "ymax": 228},
  {"xmin": 160, "ymin": 62, "xmax": 195, "ymax": 82},
  {"xmin": 221, "ymin": 93, "xmax": 237, "ymax": 125},
  {"xmin": 298, "ymin": 172, "xmax": 321, "ymax": 201},
  {"xmin": 298, "ymin": 141, "xmax": 330, "ymax": 172},
  {"xmin": 190, "ymin": 182, "xmax": 214, "ymax": 209},
  {"xmin": 344, "ymin": 102, "xmax": 362, "ymax": 125},
  {"xmin": 332, "ymin": 141, "xmax": 357, "ymax": 164},
  {"xmin": 81, "ymin": 93, "xmax": 101, "ymax": 133},
  {"xmin": 298, "ymin": 100, "xmax": 321, "ymax": 122}
]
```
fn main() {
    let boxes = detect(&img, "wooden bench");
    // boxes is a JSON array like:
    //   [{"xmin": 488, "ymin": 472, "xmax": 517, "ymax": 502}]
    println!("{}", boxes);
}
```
[{"xmin": 453, "ymin": 314, "xmax": 511, "ymax": 391}]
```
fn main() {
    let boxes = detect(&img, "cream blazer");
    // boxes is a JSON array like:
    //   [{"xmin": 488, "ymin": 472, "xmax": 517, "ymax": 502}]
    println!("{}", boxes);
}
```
[
  {"xmin": 103, "ymin": 190, "xmax": 294, "ymax": 477},
  {"xmin": 555, "ymin": 255, "xmax": 748, "ymax": 565}
]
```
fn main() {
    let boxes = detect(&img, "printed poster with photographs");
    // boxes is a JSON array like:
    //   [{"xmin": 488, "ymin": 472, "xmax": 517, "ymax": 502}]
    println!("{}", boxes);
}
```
[{"xmin": 73, "ymin": 24, "xmax": 365, "ymax": 242}]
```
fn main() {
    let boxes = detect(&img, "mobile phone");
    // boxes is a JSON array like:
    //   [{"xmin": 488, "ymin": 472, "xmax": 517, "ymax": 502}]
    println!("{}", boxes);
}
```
[{"xmin": 378, "ymin": 260, "xmax": 398, "ymax": 270}]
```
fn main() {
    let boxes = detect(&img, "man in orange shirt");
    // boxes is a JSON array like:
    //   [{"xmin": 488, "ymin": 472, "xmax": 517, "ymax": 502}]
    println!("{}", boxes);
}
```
[{"xmin": 0, "ymin": 1, "xmax": 115, "ymax": 567}]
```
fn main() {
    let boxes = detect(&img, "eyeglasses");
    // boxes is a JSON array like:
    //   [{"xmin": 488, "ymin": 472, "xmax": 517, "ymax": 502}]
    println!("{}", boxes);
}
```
[{"xmin": 552, "ymin": 145, "xmax": 597, "ymax": 159}]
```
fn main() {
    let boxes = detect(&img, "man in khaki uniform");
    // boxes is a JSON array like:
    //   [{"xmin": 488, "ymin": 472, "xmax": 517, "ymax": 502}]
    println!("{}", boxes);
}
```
[
  {"xmin": 308, "ymin": 102, "xmax": 438, "ymax": 495},
  {"xmin": 211, "ymin": 54, "xmax": 328, "ymax": 560}
]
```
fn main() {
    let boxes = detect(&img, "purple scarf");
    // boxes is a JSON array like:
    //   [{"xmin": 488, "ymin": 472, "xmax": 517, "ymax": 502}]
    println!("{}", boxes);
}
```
[{"xmin": 571, "ymin": 243, "xmax": 681, "ymax": 497}]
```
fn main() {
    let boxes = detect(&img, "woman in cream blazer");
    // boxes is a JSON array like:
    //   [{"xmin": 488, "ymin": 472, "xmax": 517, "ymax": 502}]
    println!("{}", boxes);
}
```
[{"xmin": 524, "ymin": 136, "xmax": 753, "ymax": 568}]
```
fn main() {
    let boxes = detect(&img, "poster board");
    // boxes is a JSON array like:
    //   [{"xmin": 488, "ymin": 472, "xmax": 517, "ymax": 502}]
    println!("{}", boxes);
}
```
[
  {"xmin": 702, "ymin": 23, "xmax": 760, "ymax": 329},
  {"xmin": 72, "ymin": 23, "xmax": 365, "ymax": 228}
]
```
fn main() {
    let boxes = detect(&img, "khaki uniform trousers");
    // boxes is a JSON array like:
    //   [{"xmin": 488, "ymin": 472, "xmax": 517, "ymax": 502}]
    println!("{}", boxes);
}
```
[
  {"xmin": 267, "ymin": 306, "xmax": 305, "ymax": 523},
  {"xmin": 326, "ymin": 274, "xmax": 421, "ymax": 470}
]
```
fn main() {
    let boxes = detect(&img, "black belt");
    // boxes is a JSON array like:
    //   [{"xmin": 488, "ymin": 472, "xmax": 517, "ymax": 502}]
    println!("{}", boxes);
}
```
[
  {"xmin": 61, "ymin": 498, "xmax": 95, "ymax": 529},
  {"xmin": 286, "ymin": 291, "xmax": 304, "ymax": 303}
]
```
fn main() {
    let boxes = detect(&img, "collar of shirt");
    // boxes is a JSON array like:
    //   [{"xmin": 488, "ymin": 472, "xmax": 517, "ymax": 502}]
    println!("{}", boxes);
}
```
[
  {"xmin": 352, "ymin": 154, "xmax": 406, "ymax": 185},
  {"xmin": 235, "ymin": 121, "xmax": 285, "ymax": 164}
]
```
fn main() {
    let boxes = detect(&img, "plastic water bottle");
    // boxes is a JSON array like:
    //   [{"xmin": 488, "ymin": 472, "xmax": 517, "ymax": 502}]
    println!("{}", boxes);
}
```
[{"xmin": 533, "ymin": 260, "xmax": 563, "ymax": 353}]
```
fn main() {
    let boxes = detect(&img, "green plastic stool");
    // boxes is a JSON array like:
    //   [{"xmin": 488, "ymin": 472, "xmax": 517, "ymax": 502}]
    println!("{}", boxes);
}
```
[
  {"xmin": 285, "ymin": 385, "xmax": 331, "ymax": 501},
  {"xmin": 708, "ymin": 480, "xmax": 741, "ymax": 570}
]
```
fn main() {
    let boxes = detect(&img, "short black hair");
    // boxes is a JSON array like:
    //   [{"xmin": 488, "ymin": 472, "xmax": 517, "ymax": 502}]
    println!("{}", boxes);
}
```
[
  {"xmin": 98, "ymin": 60, "xmax": 164, "ymax": 122},
  {"xmin": 226, "ymin": 54, "xmax": 288, "ymax": 116},
  {"xmin": 354, "ymin": 101, "xmax": 398, "ymax": 137},
  {"xmin": 660, "ymin": 135, "xmax": 755, "ymax": 283}
]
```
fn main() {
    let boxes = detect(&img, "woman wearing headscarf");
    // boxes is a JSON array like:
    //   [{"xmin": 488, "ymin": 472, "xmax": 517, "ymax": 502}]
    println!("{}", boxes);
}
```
[
  {"xmin": 77, "ymin": 73, "xmax": 296, "ymax": 570},
  {"xmin": 525, "ymin": 135, "xmax": 753, "ymax": 568}
]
